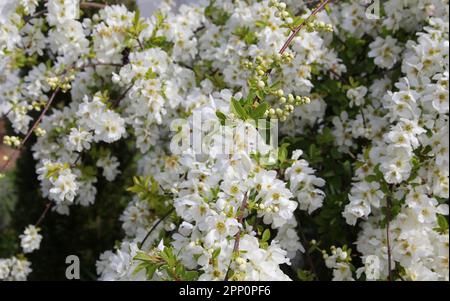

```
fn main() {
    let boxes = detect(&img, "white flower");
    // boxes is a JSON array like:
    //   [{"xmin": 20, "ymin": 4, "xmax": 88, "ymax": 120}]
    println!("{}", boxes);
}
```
[
  {"xmin": 20, "ymin": 225, "xmax": 43, "ymax": 254},
  {"xmin": 347, "ymin": 86, "xmax": 368, "ymax": 108},
  {"xmin": 49, "ymin": 169, "xmax": 78, "ymax": 204},
  {"xmin": 19, "ymin": 0, "xmax": 39, "ymax": 15},
  {"xmin": 368, "ymin": 36, "xmax": 402, "ymax": 69},
  {"xmin": 96, "ymin": 154, "xmax": 121, "ymax": 181},
  {"xmin": 67, "ymin": 127, "xmax": 93, "ymax": 152},
  {"xmin": 46, "ymin": 0, "xmax": 79, "ymax": 26}
]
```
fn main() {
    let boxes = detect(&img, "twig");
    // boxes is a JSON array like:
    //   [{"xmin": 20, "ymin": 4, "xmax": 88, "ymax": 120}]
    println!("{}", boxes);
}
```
[
  {"xmin": 386, "ymin": 196, "xmax": 393, "ymax": 281},
  {"xmin": 329, "ymin": 69, "xmax": 348, "ymax": 84},
  {"xmin": 24, "ymin": 1, "xmax": 107, "ymax": 23},
  {"xmin": 140, "ymin": 208, "xmax": 175, "ymax": 248},
  {"xmin": 224, "ymin": 191, "xmax": 248, "ymax": 281},
  {"xmin": 278, "ymin": 0, "xmax": 333, "ymax": 54},
  {"xmin": 0, "ymin": 87, "xmax": 61, "ymax": 172},
  {"xmin": 251, "ymin": 0, "xmax": 333, "ymax": 105},
  {"xmin": 112, "ymin": 84, "xmax": 133, "ymax": 108},
  {"xmin": 86, "ymin": 62, "xmax": 124, "ymax": 68},
  {"xmin": 24, "ymin": 10, "xmax": 47, "ymax": 22},
  {"xmin": 136, "ymin": 38, "xmax": 144, "ymax": 50},
  {"xmin": 360, "ymin": 107, "xmax": 367, "ymax": 129},
  {"xmin": 80, "ymin": 2, "xmax": 107, "ymax": 9},
  {"xmin": 35, "ymin": 202, "xmax": 53, "ymax": 227},
  {"xmin": 298, "ymin": 225, "xmax": 318, "ymax": 280}
]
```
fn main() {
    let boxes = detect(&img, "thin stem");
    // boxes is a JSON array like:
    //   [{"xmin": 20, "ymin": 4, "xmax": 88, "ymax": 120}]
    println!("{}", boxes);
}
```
[
  {"xmin": 329, "ymin": 69, "xmax": 348, "ymax": 84},
  {"xmin": 136, "ymin": 38, "xmax": 144, "ymax": 50},
  {"xmin": 140, "ymin": 208, "xmax": 175, "ymax": 248},
  {"xmin": 298, "ymin": 225, "xmax": 318, "ymax": 280},
  {"xmin": 112, "ymin": 84, "xmax": 133, "ymax": 108},
  {"xmin": 25, "ymin": 1, "xmax": 107, "ymax": 23},
  {"xmin": 386, "ymin": 196, "xmax": 393, "ymax": 281},
  {"xmin": 80, "ymin": 2, "xmax": 107, "ymax": 9},
  {"xmin": 0, "ymin": 87, "xmax": 61, "ymax": 172},
  {"xmin": 35, "ymin": 202, "xmax": 53, "ymax": 227},
  {"xmin": 224, "ymin": 191, "xmax": 248, "ymax": 281},
  {"xmin": 24, "ymin": 10, "xmax": 47, "ymax": 22},
  {"xmin": 360, "ymin": 107, "xmax": 367, "ymax": 129},
  {"xmin": 278, "ymin": 0, "xmax": 333, "ymax": 54},
  {"xmin": 86, "ymin": 62, "xmax": 124, "ymax": 68}
]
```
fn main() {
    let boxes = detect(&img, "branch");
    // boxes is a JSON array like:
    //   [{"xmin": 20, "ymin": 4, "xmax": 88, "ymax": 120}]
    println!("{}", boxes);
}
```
[
  {"xmin": 386, "ymin": 196, "xmax": 393, "ymax": 281},
  {"xmin": 140, "ymin": 208, "xmax": 175, "ymax": 248},
  {"xmin": 25, "ymin": 1, "xmax": 107, "ymax": 23},
  {"xmin": 112, "ymin": 84, "xmax": 133, "ymax": 108},
  {"xmin": 278, "ymin": 0, "xmax": 333, "ymax": 54},
  {"xmin": 1, "ymin": 86, "xmax": 61, "ymax": 172},
  {"xmin": 35, "ymin": 202, "xmax": 53, "ymax": 227},
  {"xmin": 224, "ymin": 191, "xmax": 248, "ymax": 281},
  {"xmin": 80, "ymin": 2, "xmax": 107, "ymax": 10}
]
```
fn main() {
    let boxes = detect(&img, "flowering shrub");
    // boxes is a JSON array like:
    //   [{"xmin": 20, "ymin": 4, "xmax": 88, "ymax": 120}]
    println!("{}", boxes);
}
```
[{"xmin": 0, "ymin": 0, "xmax": 448, "ymax": 281}]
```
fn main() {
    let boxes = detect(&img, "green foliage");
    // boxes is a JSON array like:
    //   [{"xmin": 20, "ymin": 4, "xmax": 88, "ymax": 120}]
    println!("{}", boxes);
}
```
[
  {"xmin": 127, "ymin": 175, "xmax": 172, "ymax": 216},
  {"xmin": 233, "ymin": 27, "xmax": 258, "ymax": 45},
  {"xmin": 435, "ymin": 215, "xmax": 449, "ymax": 234},
  {"xmin": 297, "ymin": 269, "xmax": 315, "ymax": 281},
  {"xmin": 205, "ymin": 0, "xmax": 231, "ymax": 26},
  {"xmin": 133, "ymin": 246, "xmax": 199, "ymax": 281}
]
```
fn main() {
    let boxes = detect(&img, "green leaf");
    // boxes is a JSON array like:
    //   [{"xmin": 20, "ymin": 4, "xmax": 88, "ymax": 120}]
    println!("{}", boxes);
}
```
[
  {"xmin": 161, "ymin": 247, "xmax": 176, "ymax": 267},
  {"xmin": 133, "ymin": 9, "xmax": 141, "ymax": 28},
  {"xmin": 255, "ymin": 20, "xmax": 268, "ymax": 27},
  {"xmin": 146, "ymin": 264, "xmax": 158, "ymax": 279},
  {"xmin": 297, "ymin": 269, "xmax": 315, "ymax": 281},
  {"xmin": 133, "ymin": 262, "xmax": 149, "ymax": 276},
  {"xmin": 231, "ymin": 98, "xmax": 248, "ymax": 120},
  {"xmin": 316, "ymin": 127, "xmax": 334, "ymax": 145},
  {"xmin": 261, "ymin": 229, "xmax": 270, "ymax": 242},
  {"xmin": 437, "ymin": 215, "xmax": 449, "ymax": 231},
  {"xmin": 365, "ymin": 175, "xmax": 379, "ymax": 183},
  {"xmin": 212, "ymin": 248, "xmax": 221, "ymax": 259},
  {"xmin": 216, "ymin": 111, "xmax": 227, "ymax": 125},
  {"xmin": 183, "ymin": 270, "xmax": 199, "ymax": 281},
  {"xmin": 250, "ymin": 102, "xmax": 269, "ymax": 120},
  {"xmin": 278, "ymin": 143, "xmax": 290, "ymax": 163},
  {"xmin": 134, "ymin": 252, "xmax": 152, "ymax": 262}
]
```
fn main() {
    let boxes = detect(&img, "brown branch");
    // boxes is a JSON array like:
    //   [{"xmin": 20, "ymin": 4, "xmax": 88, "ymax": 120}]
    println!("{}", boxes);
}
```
[
  {"xmin": 0, "ymin": 87, "xmax": 61, "ymax": 172},
  {"xmin": 24, "ymin": 10, "xmax": 47, "ymax": 22},
  {"xmin": 140, "ymin": 208, "xmax": 175, "ymax": 248},
  {"xmin": 251, "ymin": 0, "xmax": 333, "ymax": 105},
  {"xmin": 80, "ymin": 2, "xmax": 107, "ymax": 9},
  {"xmin": 86, "ymin": 62, "xmax": 124, "ymax": 68},
  {"xmin": 112, "ymin": 84, "xmax": 133, "ymax": 108},
  {"xmin": 35, "ymin": 202, "xmax": 53, "ymax": 227},
  {"xmin": 386, "ymin": 196, "xmax": 393, "ymax": 281},
  {"xmin": 25, "ymin": 1, "xmax": 107, "ymax": 23},
  {"xmin": 278, "ymin": 0, "xmax": 333, "ymax": 54},
  {"xmin": 329, "ymin": 69, "xmax": 348, "ymax": 84},
  {"xmin": 224, "ymin": 191, "xmax": 248, "ymax": 281}
]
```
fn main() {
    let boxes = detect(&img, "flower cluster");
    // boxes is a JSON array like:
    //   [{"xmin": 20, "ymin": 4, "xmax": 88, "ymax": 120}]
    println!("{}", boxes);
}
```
[
  {"xmin": 0, "ymin": 256, "xmax": 32, "ymax": 281},
  {"xmin": 19, "ymin": 225, "xmax": 43, "ymax": 254}
]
